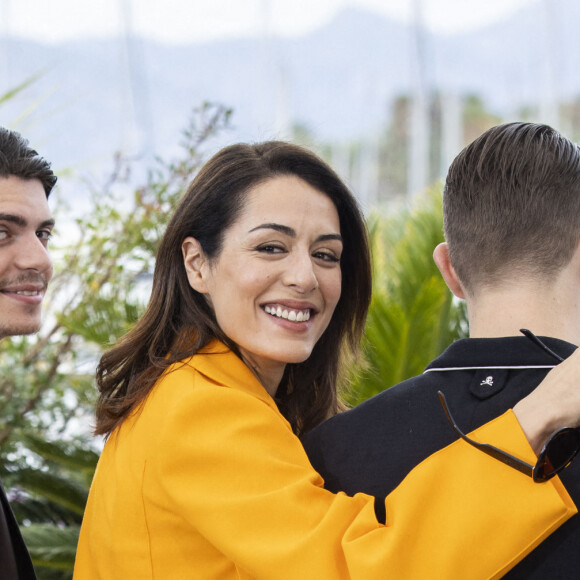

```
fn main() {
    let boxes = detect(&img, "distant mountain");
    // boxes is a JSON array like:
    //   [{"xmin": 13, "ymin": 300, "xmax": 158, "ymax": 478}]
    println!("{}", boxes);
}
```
[{"xmin": 0, "ymin": 1, "xmax": 577, "ymax": 180}]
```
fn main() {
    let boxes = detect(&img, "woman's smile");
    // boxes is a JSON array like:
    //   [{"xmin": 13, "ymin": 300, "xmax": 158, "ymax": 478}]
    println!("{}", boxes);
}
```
[{"xmin": 263, "ymin": 302, "xmax": 314, "ymax": 323}]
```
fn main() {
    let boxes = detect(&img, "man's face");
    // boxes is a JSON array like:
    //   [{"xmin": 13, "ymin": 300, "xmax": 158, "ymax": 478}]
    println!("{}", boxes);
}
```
[{"xmin": 0, "ymin": 176, "xmax": 54, "ymax": 340}]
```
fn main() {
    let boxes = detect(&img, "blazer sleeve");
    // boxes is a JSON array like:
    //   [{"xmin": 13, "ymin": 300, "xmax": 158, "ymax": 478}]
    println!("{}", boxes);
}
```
[{"xmin": 152, "ymin": 375, "xmax": 576, "ymax": 580}]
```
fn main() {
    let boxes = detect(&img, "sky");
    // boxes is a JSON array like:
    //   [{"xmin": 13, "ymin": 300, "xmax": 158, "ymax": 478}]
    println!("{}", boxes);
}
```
[{"xmin": 3, "ymin": 0, "xmax": 536, "ymax": 45}]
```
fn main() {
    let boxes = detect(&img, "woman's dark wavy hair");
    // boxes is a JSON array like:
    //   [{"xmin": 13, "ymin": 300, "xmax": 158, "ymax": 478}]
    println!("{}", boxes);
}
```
[{"xmin": 95, "ymin": 141, "xmax": 372, "ymax": 437}]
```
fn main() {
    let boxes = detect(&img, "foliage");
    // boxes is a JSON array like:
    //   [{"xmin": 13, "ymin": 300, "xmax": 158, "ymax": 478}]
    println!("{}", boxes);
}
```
[
  {"xmin": 20, "ymin": 525, "xmax": 80, "ymax": 579},
  {"xmin": 0, "ymin": 103, "xmax": 231, "ymax": 579},
  {"xmin": 462, "ymin": 94, "xmax": 502, "ymax": 145},
  {"xmin": 0, "ymin": 74, "xmax": 44, "ymax": 107},
  {"xmin": 345, "ymin": 187, "xmax": 468, "ymax": 406}
]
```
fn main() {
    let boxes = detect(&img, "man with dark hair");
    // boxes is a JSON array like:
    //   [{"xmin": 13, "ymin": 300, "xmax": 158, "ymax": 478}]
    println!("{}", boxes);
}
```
[
  {"xmin": 0, "ymin": 127, "xmax": 56, "ymax": 579},
  {"xmin": 303, "ymin": 122, "xmax": 580, "ymax": 577}
]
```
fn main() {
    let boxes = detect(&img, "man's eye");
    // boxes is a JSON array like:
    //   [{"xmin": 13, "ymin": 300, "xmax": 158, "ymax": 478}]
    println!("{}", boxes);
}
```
[
  {"xmin": 37, "ymin": 230, "xmax": 53, "ymax": 242},
  {"xmin": 0, "ymin": 230, "xmax": 7, "ymax": 241}
]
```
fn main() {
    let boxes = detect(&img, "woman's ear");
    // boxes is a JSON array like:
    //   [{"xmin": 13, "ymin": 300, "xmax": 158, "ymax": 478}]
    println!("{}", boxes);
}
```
[
  {"xmin": 433, "ymin": 242, "xmax": 466, "ymax": 299},
  {"xmin": 182, "ymin": 237, "xmax": 210, "ymax": 293}
]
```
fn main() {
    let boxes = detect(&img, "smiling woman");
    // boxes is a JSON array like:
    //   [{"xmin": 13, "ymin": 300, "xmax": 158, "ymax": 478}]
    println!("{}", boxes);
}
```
[{"xmin": 74, "ymin": 141, "xmax": 580, "ymax": 579}]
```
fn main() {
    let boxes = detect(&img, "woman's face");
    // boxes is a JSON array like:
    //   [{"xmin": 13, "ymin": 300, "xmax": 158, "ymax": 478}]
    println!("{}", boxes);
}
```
[{"xmin": 182, "ymin": 175, "xmax": 343, "ymax": 395}]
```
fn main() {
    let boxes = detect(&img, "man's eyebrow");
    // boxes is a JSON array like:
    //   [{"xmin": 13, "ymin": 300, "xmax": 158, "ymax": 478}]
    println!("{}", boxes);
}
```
[
  {"xmin": 0, "ymin": 213, "xmax": 26, "ymax": 227},
  {"xmin": 0, "ymin": 214, "xmax": 55, "ymax": 229},
  {"xmin": 249, "ymin": 223, "xmax": 342, "ymax": 243}
]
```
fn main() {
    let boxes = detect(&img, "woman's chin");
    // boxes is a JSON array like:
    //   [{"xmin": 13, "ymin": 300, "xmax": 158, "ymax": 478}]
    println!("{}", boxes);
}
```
[
  {"xmin": 278, "ymin": 347, "xmax": 315, "ymax": 365},
  {"xmin": 257, "ymin": 345, "xmax": 315, "ymax": 366}
]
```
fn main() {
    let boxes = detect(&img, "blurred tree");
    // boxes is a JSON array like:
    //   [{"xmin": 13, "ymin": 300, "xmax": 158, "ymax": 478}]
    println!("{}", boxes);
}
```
[
  {"xmin": 462, "ymin": 94, "xmax": 501, "ymax": 145},
  {"xmin": 0, "ymin": 102, "xmax": 231, "ymax": 579},
  {"xmin": 379, "ymin": 95, "xmax": 411, "ymax": 199},
  {"xmin": 559, "ymin": 97, "xmax": 580, "ymax": 143},
  {"xmin": 428, "ymin": 92, "xmax": 443, "ymax": 185}
]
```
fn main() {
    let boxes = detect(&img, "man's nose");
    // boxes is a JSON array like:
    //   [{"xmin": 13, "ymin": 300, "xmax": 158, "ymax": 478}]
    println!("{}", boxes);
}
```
[{"xmin": 14, "ymin": 233, "xmax": 53, "ymax": 277}]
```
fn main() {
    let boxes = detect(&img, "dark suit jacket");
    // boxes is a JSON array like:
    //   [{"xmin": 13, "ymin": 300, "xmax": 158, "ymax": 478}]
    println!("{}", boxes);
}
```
[
  {"xmin": 0, "ymin": 478, "xmax": 36, "ymax": 579},
  {"xmin": 303, "ymin": 336, "xmax": 580, "ymax": 579}
]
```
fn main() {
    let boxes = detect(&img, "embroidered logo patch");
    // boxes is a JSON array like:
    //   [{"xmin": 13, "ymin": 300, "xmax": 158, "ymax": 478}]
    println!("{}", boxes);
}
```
[{"xmin": 470, "ymin": 370, "xmax": 508, "ymax": 399}]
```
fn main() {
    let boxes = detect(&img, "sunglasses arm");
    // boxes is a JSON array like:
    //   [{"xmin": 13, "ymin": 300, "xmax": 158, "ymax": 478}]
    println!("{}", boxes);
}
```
[{"xmin": 437, "ymin": 391, "xmax": 535, "ymax": 479}]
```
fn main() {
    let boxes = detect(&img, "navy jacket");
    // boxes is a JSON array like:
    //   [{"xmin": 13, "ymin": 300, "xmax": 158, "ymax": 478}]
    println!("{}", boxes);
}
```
[
  {"xmin": 303, "ymin": 336, "xmax": 580, "ymax": 579},
  {"xmin": 0, "ymin": 478, "xmax": 36, "ymax": 579}
]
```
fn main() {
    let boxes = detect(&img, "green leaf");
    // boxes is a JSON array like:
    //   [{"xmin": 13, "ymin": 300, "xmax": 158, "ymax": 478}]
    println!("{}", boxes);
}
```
[
  {"xmin": 13, "ymin": 468, "xmax": 88, "ymax": 515},
  {"xmin": 0, "ymin": 72, "xmax": 44, "ymax": 105},
  {"xmin": 21, "ymin": 523, "xmax": 79, "ymax": 575}
]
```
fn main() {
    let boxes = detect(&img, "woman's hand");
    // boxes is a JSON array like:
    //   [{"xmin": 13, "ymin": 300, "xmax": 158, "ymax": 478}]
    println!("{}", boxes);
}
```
[{"xmin": 514, "ymin": 348, "xmax": 580, "ymax": 454}]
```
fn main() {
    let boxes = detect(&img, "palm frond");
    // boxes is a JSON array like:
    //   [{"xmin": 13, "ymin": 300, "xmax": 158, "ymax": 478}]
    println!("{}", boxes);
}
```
[
  {"xmin": 21, "ymin": 523, "xmax": 78, "ymax": 577},
  {"xmin": 347, "ymin": 187, "xmax": 467, "ymax": 406},
  {"xmin": 13, "ymin": 468, "xmax": 88, "ymax": 515},
  {"xmin": 21, "ymin": 435, "xmax": 99, "ymax": 475}
]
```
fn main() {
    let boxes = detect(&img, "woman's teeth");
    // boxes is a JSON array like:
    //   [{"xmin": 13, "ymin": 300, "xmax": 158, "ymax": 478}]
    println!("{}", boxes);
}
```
[{"xmin": 264, "ymin": 305, "xmax": 311, "ymax": 322}]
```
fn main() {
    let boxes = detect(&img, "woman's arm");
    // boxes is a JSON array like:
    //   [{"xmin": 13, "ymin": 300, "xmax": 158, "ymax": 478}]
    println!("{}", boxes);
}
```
[{"xmin": 153, "ymin": 370, "xmax": 575, "ymax": 580}]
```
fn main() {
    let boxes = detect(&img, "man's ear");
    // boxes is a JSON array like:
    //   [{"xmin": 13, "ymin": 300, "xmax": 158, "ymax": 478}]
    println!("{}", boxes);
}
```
[
  {"xmin": 568, "ymin": 239, "xmax": 580, "ymax": 278},
  {"xmin": 433, "ymin": 242, "xmax": 466, "ymax": 299},
  {"xmin": 182, "ymin": 237, "xmax": 210, "ymax": 293}
]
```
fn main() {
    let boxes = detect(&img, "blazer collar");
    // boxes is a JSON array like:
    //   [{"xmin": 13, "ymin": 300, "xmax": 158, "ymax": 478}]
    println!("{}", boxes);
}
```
[
  {"xmin": 426, "ymin": 335, "xmax": 577, "ymax": 372},
  {"xmin": 184, "ymin": 340, "xmax": 277, "ymax": 407}
]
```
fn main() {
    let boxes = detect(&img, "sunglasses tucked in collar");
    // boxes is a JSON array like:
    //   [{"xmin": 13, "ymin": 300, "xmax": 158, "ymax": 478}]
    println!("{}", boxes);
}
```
[{"xmin": 438, "ymin": 329, "xmax": 580, "ymax": 483}]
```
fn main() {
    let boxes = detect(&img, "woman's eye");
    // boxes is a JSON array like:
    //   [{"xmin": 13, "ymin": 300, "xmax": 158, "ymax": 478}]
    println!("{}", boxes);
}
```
[
  {"xmin": 257, "ymin": 244, "xmax": 284, "ymax": 254},
  {"xmin": 314, "ymin": 251, "xmax": 340, "ymax": 263}
]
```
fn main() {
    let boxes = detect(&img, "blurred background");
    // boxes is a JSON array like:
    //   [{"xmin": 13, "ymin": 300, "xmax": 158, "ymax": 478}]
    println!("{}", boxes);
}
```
[
  {"xmin": 2, "ymin": 0, "xmax": 574, "ymax": 211},
  {"xmin": 1, "ymin": 1, "xmax": 578, "ymax": 577}
]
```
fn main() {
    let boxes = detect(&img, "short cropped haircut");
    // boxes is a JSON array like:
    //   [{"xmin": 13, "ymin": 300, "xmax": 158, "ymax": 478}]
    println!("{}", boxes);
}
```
[
  {"xmin": 443, "ymin": 122, "xmax": 580, "ymax": 294},
  {"xmin": 0, "ymin": 127, "xmax": 57, "ymax": 196}
]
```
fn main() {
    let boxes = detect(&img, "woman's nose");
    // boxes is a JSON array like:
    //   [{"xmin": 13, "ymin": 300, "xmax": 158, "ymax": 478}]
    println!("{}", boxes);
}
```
[{"xmin": 282, "ymin": 251, "xmax": 319, "ymax": 293}]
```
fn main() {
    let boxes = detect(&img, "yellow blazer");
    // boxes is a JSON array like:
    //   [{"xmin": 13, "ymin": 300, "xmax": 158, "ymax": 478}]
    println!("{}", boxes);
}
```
[{"xmin": 74, "ymin": 341, "xmax": 575, "ymax": 579}]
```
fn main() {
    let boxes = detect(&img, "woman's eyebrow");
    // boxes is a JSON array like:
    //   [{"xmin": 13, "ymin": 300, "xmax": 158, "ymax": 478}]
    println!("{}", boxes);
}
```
[
  {"xmin": 249, "ymin": 223, "xmax": 342, "ymax": 243},
  {"xmin": 249, "ymin": 223, "xmax": 295, "ymax": 236},
  {"xmin": 317, "ymin": 233, "xmax": 343, "ymax": 243}
]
